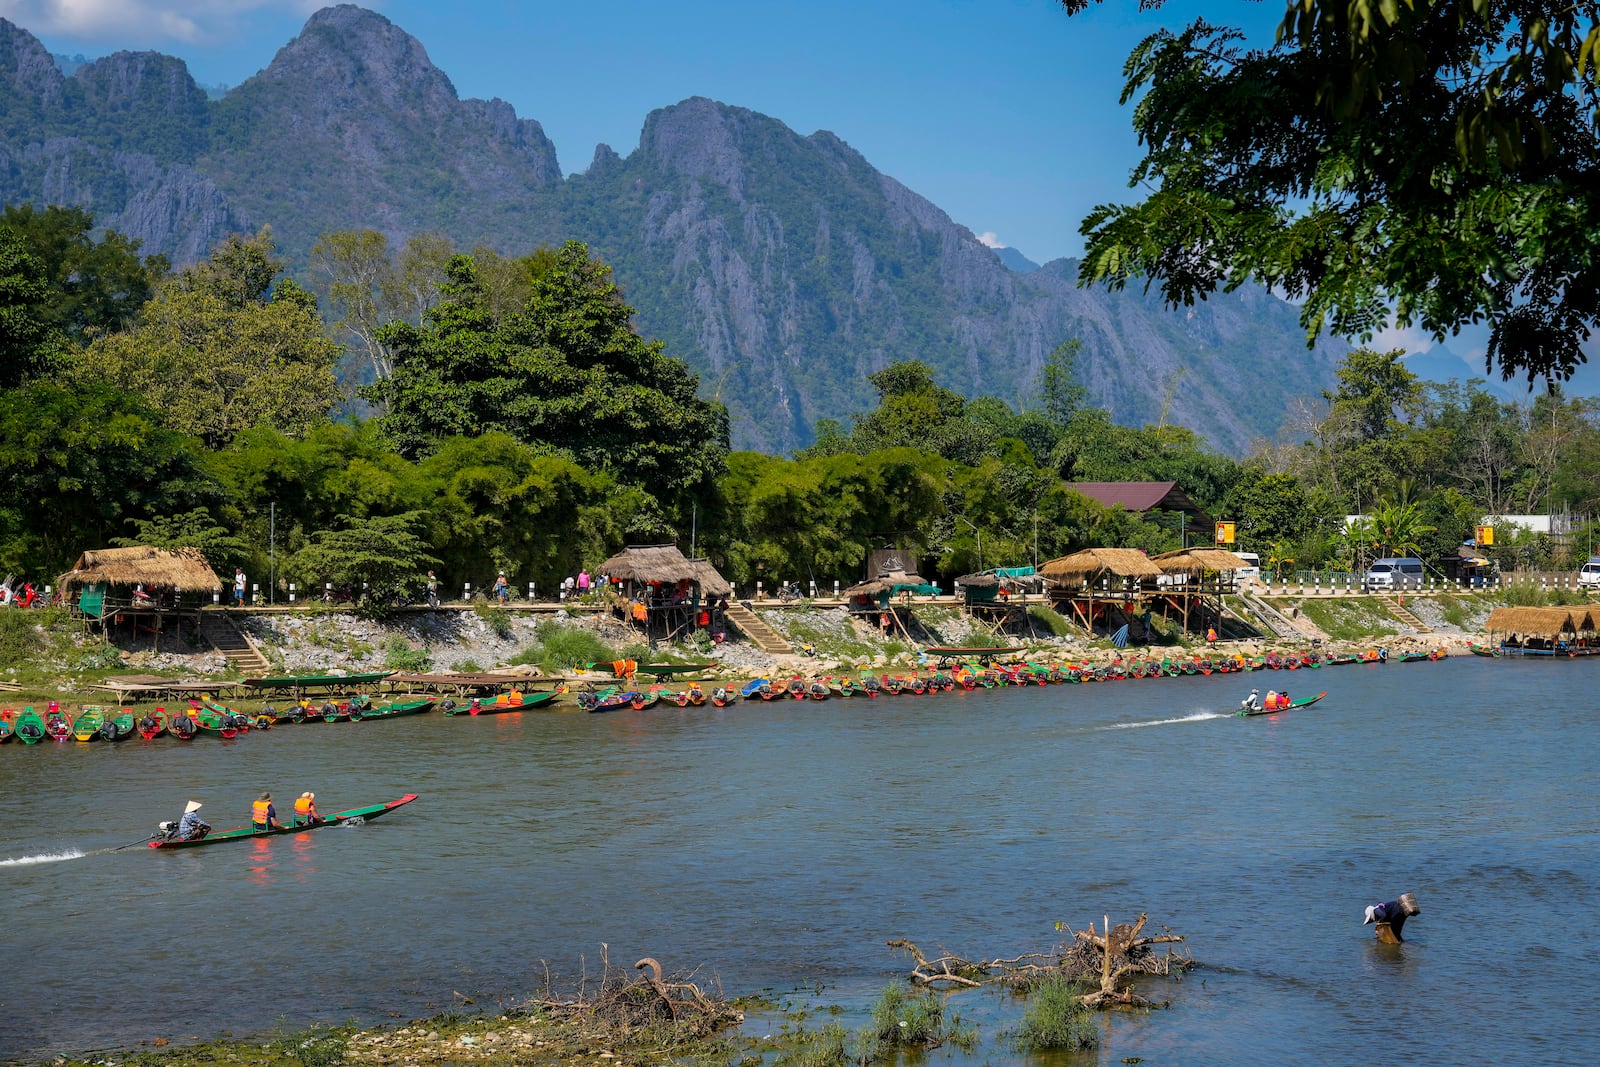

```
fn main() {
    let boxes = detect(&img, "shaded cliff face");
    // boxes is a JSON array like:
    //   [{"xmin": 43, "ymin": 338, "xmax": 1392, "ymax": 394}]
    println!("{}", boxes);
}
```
[
  {"xmin": 563, "ymin": 97, "xmax": 1345, "ymax": 453},
  {"xmin": 0, "ymin": 7, "xmax": 1344, "ymax": 455}
]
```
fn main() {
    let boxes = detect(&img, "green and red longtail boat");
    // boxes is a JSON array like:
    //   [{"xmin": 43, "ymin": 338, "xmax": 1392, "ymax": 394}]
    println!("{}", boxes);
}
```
[{"xmin": 148, "ymin": 794, "xmax": 419, "ymax": 849}]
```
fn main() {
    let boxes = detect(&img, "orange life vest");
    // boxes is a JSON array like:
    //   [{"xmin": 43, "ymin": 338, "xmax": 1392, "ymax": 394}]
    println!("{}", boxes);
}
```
[
  {"xmin": 252, "ymin": 799, "xmax": 273, "ymax": 825},
  {"xmin": 294, "ymin": 796, "xmax": 314, "ymax": 816}
]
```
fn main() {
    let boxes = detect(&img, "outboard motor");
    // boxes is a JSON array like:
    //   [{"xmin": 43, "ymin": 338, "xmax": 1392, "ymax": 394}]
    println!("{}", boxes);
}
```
[{"xmin": 99, "ymin": 719, "xmax": 119, "ymax": 741}]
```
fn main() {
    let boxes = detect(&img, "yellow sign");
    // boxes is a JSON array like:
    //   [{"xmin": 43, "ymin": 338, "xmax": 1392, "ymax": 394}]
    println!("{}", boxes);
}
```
[
  {"xmin": 1215, "ymin": 521, "xmax": 1236, "ymax": 545},
  {"xmin": 1475, "ymin": 525, "xmax": 1494, "ymax": 546}
]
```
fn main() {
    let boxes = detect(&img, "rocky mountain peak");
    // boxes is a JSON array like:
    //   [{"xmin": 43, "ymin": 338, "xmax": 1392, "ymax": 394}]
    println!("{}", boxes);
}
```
[
  {"xmin": 0, "ymin": 18, "xmax": 64, "ymax": 109},
  {"xmin": 250, "ymin": 4, "xmax": 460, "ymax": 118},
  {"xmin": 73, "ymin": 51, "xmax": 208, "ymax": 118}
]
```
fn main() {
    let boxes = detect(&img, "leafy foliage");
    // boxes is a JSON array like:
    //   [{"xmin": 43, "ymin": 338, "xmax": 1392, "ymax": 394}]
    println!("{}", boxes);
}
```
[
  {"xmin": 285, "ymin": 511, "xmax": 438, "ymax": 614},
  {"xmin": 76, "ymin": 230, "xmax": 341, "ymax": 449},
  {"xmin": 112, "ymin": 507, "xmax": 252, "ymax": 576},
  {"xmin": 367, "ymin": 241, "xmax": 730, "ymax": 512},
  {"xmin": 0, "ymin": 204, "xmax": 168, "ymax": 342},
  {"xmin": 1006, "ymin": 972, "xmax": 1098, "ymax": 1051},
  {"xmin": 1071, "ymin": 1, "xmax": 1600, "ymax": 387}
]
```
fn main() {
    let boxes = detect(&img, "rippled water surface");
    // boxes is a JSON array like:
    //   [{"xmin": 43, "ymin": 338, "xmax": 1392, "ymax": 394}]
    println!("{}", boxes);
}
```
[{"xmin": 3, "ymin": 658, "xmax": 1597, "ymax": 1064}]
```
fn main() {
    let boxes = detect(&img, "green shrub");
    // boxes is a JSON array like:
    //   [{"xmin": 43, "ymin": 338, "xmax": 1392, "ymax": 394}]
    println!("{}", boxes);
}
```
[
  {"xmin": 382, "ymin": 634, "xmax": 432, "ymax": 673},
  {"xmin": 1028, "ymin": 604, "xmax": 1074, "ymax": 637},
  {"xmin": 452, "ymin": 658, "xmax": 482, "ymax": 673},
  {"xmin": 72, "ymin": 644, "xmax": 124, "ymax": 672},
  {"xmin": 1497, "ymin": 580, "xmax": 1588, "ymax": 607},
  {"xmin": 531, "ymin": 620, "xmax": 613, "ymax": 672},
  {"xmin": 1437, "ymin": 594, "xmax": 1469, "ymax": 629},
  {"xmin": 474, "ymin": 600, "xmax": 514, "ymax": 639},
  {"xmin": 0, "ymin": 611, "xmax": 45, "ymax": 662},
  {"xmin": 1007, "ymin": 972, "xmax": 1098, "ymax": 1052}
]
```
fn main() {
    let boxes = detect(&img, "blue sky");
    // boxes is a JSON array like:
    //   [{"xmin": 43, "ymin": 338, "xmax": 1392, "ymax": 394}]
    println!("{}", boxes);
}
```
[
  {"xmin": 4, "ymin": 0, "xmax": 1550, "ymax": 384},
  {"xmin": 0, "ymin": 0, "xmax": 1283, "ymax": 264}
]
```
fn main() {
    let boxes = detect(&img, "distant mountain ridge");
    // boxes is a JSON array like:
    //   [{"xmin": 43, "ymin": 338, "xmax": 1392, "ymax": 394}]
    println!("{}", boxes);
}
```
[{"xmin": 0, "ymin": 5, "xmax": 1348, "ymax": 454}]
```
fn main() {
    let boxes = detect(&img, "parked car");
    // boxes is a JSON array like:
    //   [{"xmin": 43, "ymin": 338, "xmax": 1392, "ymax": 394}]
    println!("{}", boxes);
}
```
[
  {"xmin": 1578, "ymin": 557, "xmax": 1600, "ymax": 587},
  {"xmin": 1364, "ymin": 557, "xmax": 1425, "ymax": 590}
]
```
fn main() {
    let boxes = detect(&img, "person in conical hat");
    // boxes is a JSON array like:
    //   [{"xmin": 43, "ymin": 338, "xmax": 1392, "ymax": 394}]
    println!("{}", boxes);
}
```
[{"xmin": 178, "ymin": 801, "xmax": 209, "ymax": 840}]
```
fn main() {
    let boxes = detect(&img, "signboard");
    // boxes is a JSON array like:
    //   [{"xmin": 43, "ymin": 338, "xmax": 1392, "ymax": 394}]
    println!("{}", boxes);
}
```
[
  {"xmin": 1475, "ymin": 525, "xmax": 1494, "ymax": 546},
  {"xmin": 1214, "ymin": 521, "xmax": 1236, "ymax": 545}
]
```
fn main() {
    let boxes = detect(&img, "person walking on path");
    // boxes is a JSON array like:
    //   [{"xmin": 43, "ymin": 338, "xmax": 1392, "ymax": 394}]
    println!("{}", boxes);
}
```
[
  {"xmin": 493, "ymin": 571, "xmax": 509, "ymax": 606},
  {"xmin": 234, "ymin": 568, "xmax": 247, "ymax": 607},
  {"xmin": 426, "ymin": 570, "xmax": 439, "ymax": 609}
]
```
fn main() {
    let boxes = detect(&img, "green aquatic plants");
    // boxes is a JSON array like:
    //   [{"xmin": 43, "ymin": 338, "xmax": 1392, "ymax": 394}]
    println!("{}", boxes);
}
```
[
  {"xmin": 864, "ymin": 983, "xmax": 977, "ymax": 1057},
  {"xmin": 1006, "ymin": 972, "xmax": 1099, "ymax": 1052}
]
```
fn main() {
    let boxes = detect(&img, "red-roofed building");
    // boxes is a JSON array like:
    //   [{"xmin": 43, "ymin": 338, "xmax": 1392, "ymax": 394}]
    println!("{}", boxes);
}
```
[{"xmin": 1069, "ymin": 482, "xmax": 1211, "ymax": 531}]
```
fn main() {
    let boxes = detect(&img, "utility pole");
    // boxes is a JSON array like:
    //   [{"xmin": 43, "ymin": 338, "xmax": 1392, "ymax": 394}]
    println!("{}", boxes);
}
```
[{"xmin": 269, "ymin": 502, "xmax": 276, "ymax": 605}]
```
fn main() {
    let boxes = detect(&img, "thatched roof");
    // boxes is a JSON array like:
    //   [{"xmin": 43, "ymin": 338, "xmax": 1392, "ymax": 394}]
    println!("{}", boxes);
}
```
[
  {"xmin": 57, "ymin": 546, "xmax": 221, "ymax": 593},
  {"xmin": 955, "ymin": 572, "xmax": 999, "ymax": 588},
  {"xmin": 595, "ymin": 546, "xmax": 730, "ymax": 595},
  {"xmin": 596, "ymin": 545, "xmax": 699, "ymax": 585},
  {"xmin": 688, "ymin": 558, "xmax": 732, "ymax": 597},
  {"xmin": 1485, "ymin": 606, "xmax": 1589, "ymax": 636},
  {"xmin": 1150, "ymin": 547, "xmax": 1252, "ymax": 572},
  {"xmin": 1038, "ymin": 548, "xmax": 1163, "ymax": 585}
]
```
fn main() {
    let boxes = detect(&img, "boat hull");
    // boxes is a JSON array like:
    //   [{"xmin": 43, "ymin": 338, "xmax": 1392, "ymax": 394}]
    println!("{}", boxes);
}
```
[{"xmin": 149, "ymin": 794, "xmax": 418, "ymax": 849}]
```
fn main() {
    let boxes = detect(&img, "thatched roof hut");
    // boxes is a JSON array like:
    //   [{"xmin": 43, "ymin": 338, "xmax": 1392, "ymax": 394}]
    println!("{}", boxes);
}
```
[
  {"xmin": 57, "ymin": 546, "xmax": 221, "ymax": 593},
  {"xmin": 1038, "ymin": 548, "xmax": 1162, "ymax": 586},
  {"xmin": 688, "ymin": 558, "xmax": 733, "ymax": 597},
  {"xmin": 596, "ymin": 545, "xmax": 700, "ymax": 585},
  {"xmin": 596, "ymin": 545, "xmax": 731, "ymax": 595},
  {"xmin": 1484, "ymin": 606, "xmax": 1588, "ymax": 636},
  {"xmin": 954, "ymin": 571, "xmax": 998, "ymax": 588},
  {"xmin": 1150, "ymin": 547, "xmax": 1251, "ymax": 573}
]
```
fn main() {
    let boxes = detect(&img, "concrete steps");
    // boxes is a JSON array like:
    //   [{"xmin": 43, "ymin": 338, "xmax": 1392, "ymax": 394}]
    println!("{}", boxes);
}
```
[
  {"xmin": 725, "ymin": 601, "xmax": 793, "ymax": 654},
  {"xmin": 199, "ymin": 611, "xmax": 271, "ymax": 675}
]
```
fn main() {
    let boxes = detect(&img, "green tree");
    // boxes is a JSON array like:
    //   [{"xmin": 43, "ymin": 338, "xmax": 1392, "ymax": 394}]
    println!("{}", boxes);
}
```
[
  {"xmin": 0, "ymin": 382, "xmax": 216, "ymax": 575},
  {"xmin": 1034, "ymin": 338, "xmax": 1088, "ymax": 428},
  {"xmin": 1068, "ymin": 1, "xmax": 1600, "ymax": 387},
  {"xmin": 0, "ymin": 204, "xmax": 168, "ymax": 342},
  {"xmin": 286, "ymin": 512, "xmax": 439, "ymax": 613},
  {"xmin": 76, "ymin": 230, "xmax": 342, "ymax": 450},
  {"xmin": 310, "ymin": 228, "xmax": 454, "ymax": 387},
  {"xmin": 368, "ymin": 242, "xmax": 729, "ymax": 512},
  {"xmin": 112, "ymin": 508, "xmax": 252, "ymax": 576},
  {"xmin": 0, "ymin": 229, "xmax": 65, "ymax": 387}
]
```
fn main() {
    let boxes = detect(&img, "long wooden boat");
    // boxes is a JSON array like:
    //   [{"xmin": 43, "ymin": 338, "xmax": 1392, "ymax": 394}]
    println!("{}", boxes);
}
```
[
  {"xmin": 72, "ymin": 706, "xmax": 105, "ymax": 741},
  {"xmin": 351, "ymin": 697, "xmax": 435, "ymax": 720},
  {"xmin": 1467, "ymin": 642, "xmax": 1502, "ymax": 659},
  {"xmin": 167, "ymin": 710, "xmax": 198, "ymax": 740},
  {"xmin": 709, "ymin": 685, "xmax": 739, "ymax": 707},
  {"xmin": 924, "ymin": 645, "xmax": 1022, "ymax": 657},
  {"xmin": 136, "ymin": 710, "xmax": 166, "ymax": 739},
  {"xmin": 442, "ymin": 691, "xmax": 558, "ymax": 715},
  {"xmin": 242, "ymin": 671, "xmax": 394, "ymax": 690},
  {"xmin": 0, "ymin": 709, "xmax": 14, "ymax": 742},
  {"xmin": 1239, "ymin": 691, "xmax": 1327, "ymax": 717},
  {"xmin": 98, "ymin": 709, "xmax": 136, "ymax": 741},
  {"xmin": 149, "ymin": 793, "xmax": 418, "ymax": 850},
  {"xmin": 190, "ymin": 702, "xmax": 245, "ymax": 737},
  {"xmin": 16, "ymin": 707, "xmax": 45, "ymax": 744}
]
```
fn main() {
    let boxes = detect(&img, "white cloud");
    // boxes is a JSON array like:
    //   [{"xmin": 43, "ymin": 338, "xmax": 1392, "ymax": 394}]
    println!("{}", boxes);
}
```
[
  {"xmin": 1368, "ymin": 322, "xmax": 1435, "ymax": 355},
  {"xmin": 0, "ymin": 0, "xmax": 327, "ymax": 45},
  {"xmin": 976, "ymin": 231, "xmax": 1006, "ymax": 249}
]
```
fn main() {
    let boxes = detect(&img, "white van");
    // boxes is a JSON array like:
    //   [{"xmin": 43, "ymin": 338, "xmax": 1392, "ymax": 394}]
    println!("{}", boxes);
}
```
[
  {"xmin": 1234, "ymin": 552, "xmax": 1261, "ymax": 581},
  {"xmin": 1578, "ymin": 557, "xmax": 1600, "ymax": 586},
  {"xmin": 1364, "ymin": 557, "xmax": 1425, "ymax": 590}
]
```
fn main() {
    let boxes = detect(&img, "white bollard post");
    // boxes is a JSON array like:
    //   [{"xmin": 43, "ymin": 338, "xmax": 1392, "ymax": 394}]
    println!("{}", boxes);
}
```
[
  {"xmin": 756, "ymin": 581, "xmax": 763, "ymax": 599},
  {"xmin": 325, "ymin": 582, "xmax": 332, "ymax": 600},
  {"xmin": 528, "ymin": 582, "xmax": 535, "ymax": 601},
  {"xmin": 810, "ymin": 581, "xmax": 817, "ymax": 598},
  {"xmin": 213, "ymin": 588, "xmax": 220, "ymax": 605},
  {"xmin": 288, "ymin": 583, "xmax": 296, "ymax": 603},
  {"xmin": 834, "ymin": 580, "xmax": 840, "ymax": 598},
  {"xmin": 464, "ymin": 582, "xmax": 471, "ymax": 600},
  {"xmin": 251, "ymin": 583, "xmax": 259, "ymax": 605}
]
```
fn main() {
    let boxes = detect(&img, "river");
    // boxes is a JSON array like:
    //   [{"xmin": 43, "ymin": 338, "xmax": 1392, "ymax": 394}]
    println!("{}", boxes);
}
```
[{"xmin": 2, "ymin": 657, "xmax": 1596, "ymax": 1065}]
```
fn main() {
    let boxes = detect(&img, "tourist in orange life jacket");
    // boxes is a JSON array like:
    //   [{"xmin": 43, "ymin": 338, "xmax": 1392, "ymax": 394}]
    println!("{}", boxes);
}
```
[
  {"xmin": 251, "ymin": 792, "xmax": 279, "ymax": 831},
  {"xmin": 294, "ymin": 791, "xmax": 321, "ymax": 827}
]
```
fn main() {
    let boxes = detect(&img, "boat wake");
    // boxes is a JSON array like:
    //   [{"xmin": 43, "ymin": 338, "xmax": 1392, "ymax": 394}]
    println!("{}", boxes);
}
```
[
  {"xmin": 0, "ymin": 849, "xmax": 87, "ymax": 866},
  {"xmin": 1103, "ymin": 712, "xmax": 1226, "ymax": 730}
]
